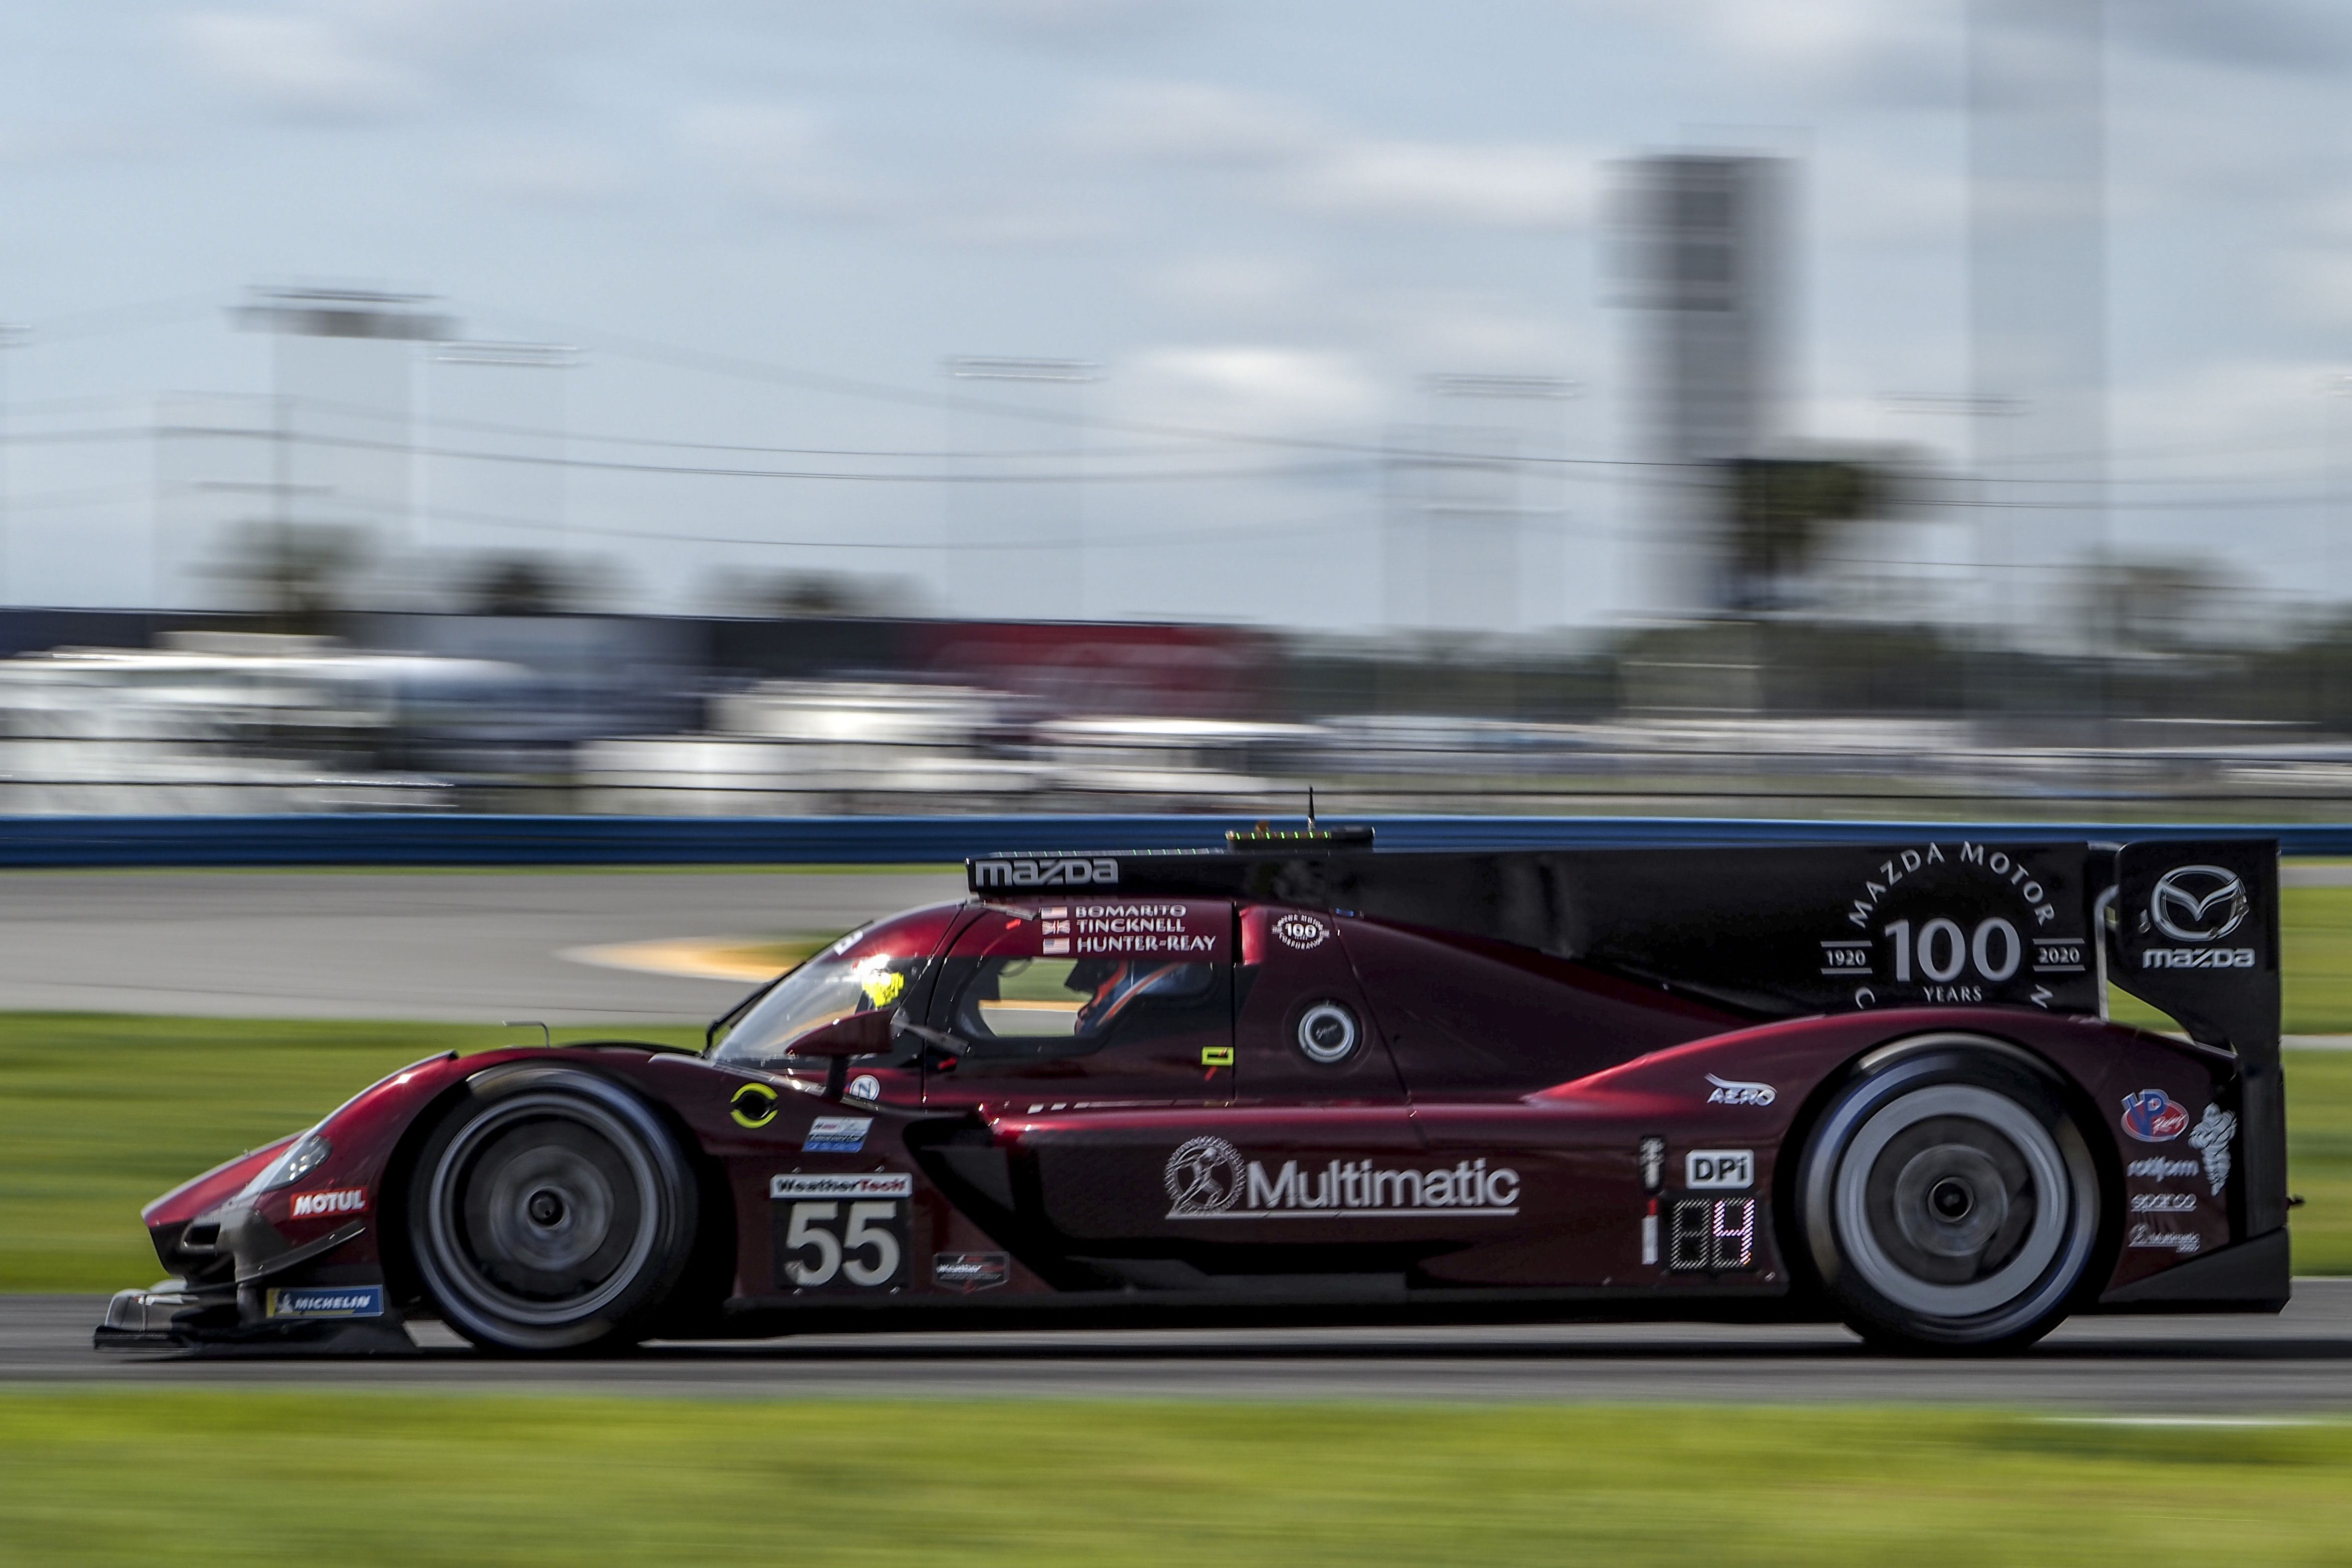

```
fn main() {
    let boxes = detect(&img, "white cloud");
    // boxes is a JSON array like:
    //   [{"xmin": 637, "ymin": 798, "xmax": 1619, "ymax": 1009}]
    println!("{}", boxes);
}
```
[
  {"xmin": 680, "ymin": 103, "xmax": 1100, "ymax": 243},
  {"xmin": 2109, "ymin": 359, "xmax": 2337, "ymax": 472},
  {"xmin": 0, "ymin": 118, "xmax": 162, "ymax": 168},
  {"xmin": 2117, "ymin": 0, "xmax": 2352, "ymax": 76},
  {"xmin": 1672, "ymin": 0, "xmax": 1899, "ymax": 74},
  {"xmin": 1815, "ymin": 148, "xmax": 1967, "ymax": 248},
  {"xmin": 941, "ymin": 0, "xmax": 1206, "ymax": 46},
  {"xmin": 180, "ymin": 12, "xmax": 421, "ymax": 121},
  {"xmin": 914, "ymin": 200, "xmax": 1111, "ymax": 248},
  {"xmin": 1365, "ymin": 292, "xmax": 1583, "ymax": 377},
  {"xmin": 177, "ymin": 1, "xmax": 573, "ymax": 123},
  {"xmin": 1075, "ymin": 81, "xmax": 1322, "ymax": 166},
  {"xmin": 2270, "ymin": 249, "xmax": 2352, "ymax": 331},
  {"xmin": 1558, "ymin": 0, "xmax": 1956, "ymax": 109},
  {"xmin": 1291, "ymin": 140, "xmax": 1595, "ymax": 230},
  {"xmin": 1146, "ymin": 255, "xmax": 1315, "ymax": 317},
  {"xmin": 1117, "ymin": 345, "xmax": 1383, "ymax": 436},
  {"xmin": 468, "ymin": 139, "xmax": 638, "ymax": 206},
  {"xmin": 1079, "ymin": 81, "xmax": 1596, "ymax": 231},
  {"xmin": 679, "ymin": 103, "xmax": 895, "ymax": 220}
]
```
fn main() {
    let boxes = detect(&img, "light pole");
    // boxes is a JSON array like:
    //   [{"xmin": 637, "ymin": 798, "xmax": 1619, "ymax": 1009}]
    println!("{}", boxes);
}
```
[
  {"xmin": 0, "ymin": 323, "xmax": 28, "ymax": 605},
  {"xmin": 427, "ymin": 340, "xmax": 579, "ymax": 560},
  {"xmin": 1415, "ymin": 373, "xmax": 1581, "ymax": 636},
  {"xmin": 231, "ymin": 286, "xmax": 455, "ymax": 551},
  {"xmin": 943, "ymin": 357, "xmax": 1099, "ymax": 619},
  {"xmin": 2324, "ymin": 374, "xmax": 2352, "ymax": 617}
]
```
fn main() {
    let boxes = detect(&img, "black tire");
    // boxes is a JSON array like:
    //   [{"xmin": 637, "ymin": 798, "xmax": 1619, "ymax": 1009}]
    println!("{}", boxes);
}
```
[
  {"xmin": 1794, "ymin": 1036, "xmax": 2100, "ymax": 1353},
  {"xmin": 408, "ymin": 1066, "xmax": 697, "ymax": 1353}
]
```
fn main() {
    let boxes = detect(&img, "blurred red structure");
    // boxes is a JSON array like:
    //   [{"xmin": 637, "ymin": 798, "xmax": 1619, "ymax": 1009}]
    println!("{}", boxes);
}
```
[{"xmin": 911, "ymin": 621, "xmax": 1280, "ymax": 719}]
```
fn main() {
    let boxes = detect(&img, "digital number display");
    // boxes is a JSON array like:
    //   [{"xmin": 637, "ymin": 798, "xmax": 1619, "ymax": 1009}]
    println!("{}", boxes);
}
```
[{"xmin": 1666, "ymin": 1197, "xmax": 1756, "ymax": 1272}]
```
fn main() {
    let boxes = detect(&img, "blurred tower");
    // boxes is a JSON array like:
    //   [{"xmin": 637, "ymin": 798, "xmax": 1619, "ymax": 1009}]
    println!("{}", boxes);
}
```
[
  {"xmin": 1969, "ymin": 0, "xmax": 2106, "ymax": 642},
  {"xmin": 1615, "ymin": 154, "xmax": 1794, "ymax": 614}
]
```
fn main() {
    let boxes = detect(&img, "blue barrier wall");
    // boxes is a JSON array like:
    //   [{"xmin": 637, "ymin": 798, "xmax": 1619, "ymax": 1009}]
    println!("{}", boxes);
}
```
[{"xmin": 0, "ymin": 814, "xmax": 2341, "ymax": 867}]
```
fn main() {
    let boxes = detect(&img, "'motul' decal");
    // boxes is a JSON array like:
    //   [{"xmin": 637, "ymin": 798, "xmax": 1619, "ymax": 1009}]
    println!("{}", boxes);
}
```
[
  {"xmin": 288, "ymin": 1187, "xmax": 367, "ymax": 1218},
  {"xmin": 1163, "ymin": 1136, "xmax": 1520, "ymax": 1219}
]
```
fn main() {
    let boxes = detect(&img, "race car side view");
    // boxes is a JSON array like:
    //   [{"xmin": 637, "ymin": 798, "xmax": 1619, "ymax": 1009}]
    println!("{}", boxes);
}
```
[{"xmin": 98, "ymin": 829, "xmax": 2289, "ymax": 1356}]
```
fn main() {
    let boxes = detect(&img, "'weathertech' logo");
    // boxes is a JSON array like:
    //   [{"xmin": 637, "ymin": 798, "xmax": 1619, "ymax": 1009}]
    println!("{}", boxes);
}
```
[
  {"xmin": 971, "ymin": 856, "xmax": 1119, "ymax": 889},
  {"xmin": 288, "ymin": 1188, "xmax": 366, "ymax": 1218}
]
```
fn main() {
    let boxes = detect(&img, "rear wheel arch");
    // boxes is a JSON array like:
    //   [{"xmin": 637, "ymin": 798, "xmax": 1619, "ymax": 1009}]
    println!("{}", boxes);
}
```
[{"xmin": 1775, "ymin": 1029, "xmax": 2116, "ymax": 1350}]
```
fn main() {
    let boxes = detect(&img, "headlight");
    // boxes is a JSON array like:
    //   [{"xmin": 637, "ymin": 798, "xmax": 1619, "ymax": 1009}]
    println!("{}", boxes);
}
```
[{"xmin": 244, "ymin": 1131, "xmax": 331, "ymax": 1195}]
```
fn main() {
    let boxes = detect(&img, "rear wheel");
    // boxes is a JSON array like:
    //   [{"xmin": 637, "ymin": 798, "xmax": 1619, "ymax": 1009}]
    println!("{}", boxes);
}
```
[
  {"xmin": 1795, "ymin": 1038, "xmax": 2099, "ymax": 1352},
  {"xmin": 409, "ymin": 1066, "xmax": 697, "ymax": 1353}
]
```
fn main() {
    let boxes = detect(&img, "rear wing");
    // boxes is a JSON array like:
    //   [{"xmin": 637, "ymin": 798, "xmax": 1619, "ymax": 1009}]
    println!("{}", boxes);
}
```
[{"xmin": 969, "ymin": 835, "xmax": 2285, "ymax": 1234}]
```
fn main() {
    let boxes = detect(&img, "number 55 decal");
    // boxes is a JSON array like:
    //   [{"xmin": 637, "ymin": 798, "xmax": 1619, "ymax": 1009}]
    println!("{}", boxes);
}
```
[{"xmin": 775, "ymin": 1201, "xmax": 908, "ymax": 1290}]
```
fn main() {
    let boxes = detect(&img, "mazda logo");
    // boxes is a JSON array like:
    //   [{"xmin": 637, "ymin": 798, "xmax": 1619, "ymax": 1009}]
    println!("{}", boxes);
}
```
[{"xmin": 2150, "ymin": 865, "xmax": 2248, "ymax": 943}]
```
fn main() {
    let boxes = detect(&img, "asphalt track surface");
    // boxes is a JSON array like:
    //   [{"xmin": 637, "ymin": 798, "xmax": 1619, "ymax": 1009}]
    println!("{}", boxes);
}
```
[
  {"xmin": 0, "ymin": 868, "xmax": 967, "ymax": 1023},
  {"xmin": 3, "ymin": 1287, "xmax": 2349, "ymax": 1409}
]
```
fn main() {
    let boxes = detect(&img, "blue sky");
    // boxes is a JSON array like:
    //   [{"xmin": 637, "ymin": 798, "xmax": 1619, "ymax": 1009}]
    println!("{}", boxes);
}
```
[{"xmin": 2, "ymin": 1, "xmax": 2349, "ymax": 629}]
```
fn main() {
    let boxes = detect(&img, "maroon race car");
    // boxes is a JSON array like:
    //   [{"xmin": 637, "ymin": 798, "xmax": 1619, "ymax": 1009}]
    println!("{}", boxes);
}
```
[{"xmin": 99, "ymin": 828, "xmax": 2289, "ymax": 1356}]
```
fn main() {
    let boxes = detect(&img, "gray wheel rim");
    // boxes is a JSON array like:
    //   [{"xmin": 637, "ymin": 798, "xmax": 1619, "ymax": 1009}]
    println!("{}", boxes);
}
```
[
  {"xmin": 422, "ymin": 1091, "xmax": 664, "ymax": 1330},
  {"xmin": 1833, "ymin": 1083, "xmax": 2074, "ymax": 1319}
]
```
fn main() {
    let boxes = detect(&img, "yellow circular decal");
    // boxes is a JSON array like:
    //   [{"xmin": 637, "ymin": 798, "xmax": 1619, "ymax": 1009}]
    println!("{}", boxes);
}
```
[{"xmin": 730, "ymin": 1080, "xmax": 778, "ymax": 1129}]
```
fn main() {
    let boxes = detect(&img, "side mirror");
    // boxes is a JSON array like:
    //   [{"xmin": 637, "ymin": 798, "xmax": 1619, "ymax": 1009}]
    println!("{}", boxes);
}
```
[{"xmin": 782, "ymin": 1009, "xmax": 897, "ymax": 1100}]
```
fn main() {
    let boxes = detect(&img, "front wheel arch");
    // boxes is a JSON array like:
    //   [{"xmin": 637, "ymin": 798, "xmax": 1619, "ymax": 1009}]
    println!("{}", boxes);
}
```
[
  {"xmin": 404, "ymin": 1063, "xmax": 701, "ymax": 1353},
  {"xmin": 383, "ymin": 1061, "xmax": 739, "ymax": 1338}
]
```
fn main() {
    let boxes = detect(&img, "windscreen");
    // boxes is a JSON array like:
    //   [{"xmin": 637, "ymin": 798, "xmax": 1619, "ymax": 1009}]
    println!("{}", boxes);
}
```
[{"xmin": 708, "ymin": 905, "xmax": 957, "ymax": 1068}]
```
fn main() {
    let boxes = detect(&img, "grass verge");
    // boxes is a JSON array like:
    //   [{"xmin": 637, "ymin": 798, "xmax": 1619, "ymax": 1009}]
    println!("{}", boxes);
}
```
[
  {"xmin": 2286, "ymin": 1048, "xmax": 2352, "ymax": 1273},
  {"xmin": 2107, "ymin": 884, "xmax": 2352, "ymax": 1035},
  {"xmin": 0, "ymin": 1014, "xmax": 699, "ymax": 1293},
  {"xmin": 3, "ymin": 1393, "xmax": 2350, "ymax": 1566}
]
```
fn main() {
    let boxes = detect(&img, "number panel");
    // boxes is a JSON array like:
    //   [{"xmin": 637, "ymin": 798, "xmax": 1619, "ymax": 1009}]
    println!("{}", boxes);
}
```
[{"xmin": 771, "ymin": 1198, "xmax": 911, "ymax": 1291}]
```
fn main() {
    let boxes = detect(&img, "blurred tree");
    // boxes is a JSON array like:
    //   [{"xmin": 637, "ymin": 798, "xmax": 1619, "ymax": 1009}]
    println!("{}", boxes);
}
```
[
  {"xmin": 732, "ymin": 570, "xmax": 929, "ymax": 619},
  {"xmin": 2070, "ymin": 551, "xmax": 2239, "ymax": 655},
  {"xmin": 210, "ymin": 521, "xmax": 367, "ymax": 634},
  {"xmin": 1720, "ymin": 456, "xmax": 1911, "ymax": 611},
  {"xmin": 464, "ymin": 554, "xmax": 579, "ymax": 616}
]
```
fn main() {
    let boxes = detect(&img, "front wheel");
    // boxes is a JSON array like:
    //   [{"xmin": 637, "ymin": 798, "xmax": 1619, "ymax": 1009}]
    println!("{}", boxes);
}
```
[
  {"xmin": 408, "ymin": 1066, "xmax": 698, "ymax": 1353},
  {"xmin": 1795, "ymin": 1038, "xmax": 2100, "ymax": 1353}
]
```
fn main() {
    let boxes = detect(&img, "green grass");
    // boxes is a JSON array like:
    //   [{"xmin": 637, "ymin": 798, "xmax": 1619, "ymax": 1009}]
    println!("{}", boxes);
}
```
[
  {"xmin": 2276, "ymin": 886, "xmax": 2352, "ymax": 1032},
  {"xmin": 2285, "ymin": 1048, "xmax": 2352, "ymax": 1273},
  {"xmin": 0, "ymin": 1014, "xmax": 699, "ymax": 1293},
  {"xmin": 2, "ymin": 1393, "xmax": 2350, "ymax": 1565},
  {"xmin": 2107, "ymin": 885, "xmax": 2352, "ymax": 1035}
]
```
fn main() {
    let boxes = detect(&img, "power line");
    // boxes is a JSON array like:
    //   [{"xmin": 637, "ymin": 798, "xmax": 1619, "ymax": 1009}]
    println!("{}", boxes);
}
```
[
  {"xmin": 16, "ymin": 292, "xmax": 228, "ymax": 347},
  {"xmin": 22, "ymin": 415, "xmax": 2344, "ymax": 504},
  {"xmin": 455, "ymin": 297, "xmax": 1662, "ymax": 471},
  {"xmin": 153, "ymin": 420, "xmax": 1379, "ymax": 486},
  {"xmin": 330, "ymin": 490, "xmax": 1373, "ymax": 554}
]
